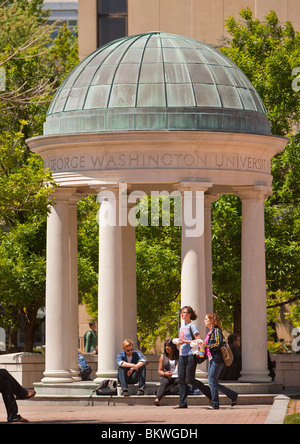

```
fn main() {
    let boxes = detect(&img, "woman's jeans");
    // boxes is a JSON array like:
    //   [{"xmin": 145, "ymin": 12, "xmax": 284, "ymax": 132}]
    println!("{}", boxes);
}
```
[
  {"xmin": 178, "ymin": 355, "xmax": 211, "ymax": 407},
  {"xmin": 0, "ymin": 369, "xmax": 28, "ymax": 421},
  {"xmin": 208, "ymin": 356, "xmax": 237, "ymax": 408}
]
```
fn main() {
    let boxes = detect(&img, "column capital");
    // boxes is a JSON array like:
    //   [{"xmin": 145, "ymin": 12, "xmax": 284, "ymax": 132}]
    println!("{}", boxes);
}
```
[
  {"xmin": 233, "ymin": 185, "xmax": 273, "ymax": 200},
  {"xmin": 52, "ymin": 187, "xmax": 80, "ymax": 203},
  {"xmin": 204, "ymin": 193, "xmax": 219, "ymax": 207},
  {"xmin": 175, "ymin": 181, "xmax": 213, "ymax": 193}
]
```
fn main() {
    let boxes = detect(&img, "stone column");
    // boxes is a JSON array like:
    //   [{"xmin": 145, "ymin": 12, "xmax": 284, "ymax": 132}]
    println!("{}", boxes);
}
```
[
  {"xmin": 122, "ymin": 202, "xmax": 137, "ymax": 343},
  {"xmin": 179, "ymin": 183, "xmax": 212, "ymax": 338},
  {"xmin": 69, "ymin": 193, "xmax": 83, "ymax": 381},
  {"xmin": 95, "ymin": 185, "xmax": 124, "ymax": 381},
  {"xmin": 204, "ymin": 194, "xmax": 219, "ymax": 316},
  {"xmin": 42, "ymin": 188, "xmax": 77, "ymax": 383},
  {"xmin": 234, "ymin": 186, "xmax": 272, "ymax": 383}
]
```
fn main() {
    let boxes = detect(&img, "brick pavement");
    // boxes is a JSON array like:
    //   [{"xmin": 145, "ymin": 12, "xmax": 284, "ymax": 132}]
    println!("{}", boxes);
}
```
[{"xmin": 0, "ymin": 402, "xmax": 270, "ymax": 425}]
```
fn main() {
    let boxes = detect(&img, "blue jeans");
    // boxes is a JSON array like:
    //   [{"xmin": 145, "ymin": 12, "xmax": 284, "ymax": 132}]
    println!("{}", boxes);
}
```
[
  {"xmin": 208, "ymin": 356, "xmax": 237, "ymax": 408},
  {"xmin": 178, "ymin": 355, "xmax": 211, "ymax": 407},
  {"xmin": 117, "ymin": 365, "xmax": 146, "ymax": 390}
]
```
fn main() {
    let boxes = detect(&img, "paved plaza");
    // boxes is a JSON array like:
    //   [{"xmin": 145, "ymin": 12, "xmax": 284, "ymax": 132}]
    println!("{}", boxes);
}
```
[
  {"xmin": 1, "ymin": 392, "xmax": 299, "ymax": 427},
  {"xmin": 0, "ymin": 401, "xmax": 272, "ymax": 425}
]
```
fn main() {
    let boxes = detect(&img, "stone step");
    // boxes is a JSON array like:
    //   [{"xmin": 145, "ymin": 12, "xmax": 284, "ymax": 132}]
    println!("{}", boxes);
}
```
[
  {"xmin": 25, "ymin": 380, "xmax": 283, "ymax": 406},
  {"xmin": 21, "ymin": 393, "xmax": 280, "ymax": 407}
]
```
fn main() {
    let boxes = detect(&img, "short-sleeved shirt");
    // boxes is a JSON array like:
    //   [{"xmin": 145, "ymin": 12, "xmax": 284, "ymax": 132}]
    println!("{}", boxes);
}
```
[{"xmin": 179, "ymin": 323, "xmax": 199, "ymax": 356}]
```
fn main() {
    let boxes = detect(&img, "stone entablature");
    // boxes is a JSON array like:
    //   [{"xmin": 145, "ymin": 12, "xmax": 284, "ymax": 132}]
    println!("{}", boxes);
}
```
[{"xmin": 28, "ymin": 132, "xmax": 286, "ymax": 190}]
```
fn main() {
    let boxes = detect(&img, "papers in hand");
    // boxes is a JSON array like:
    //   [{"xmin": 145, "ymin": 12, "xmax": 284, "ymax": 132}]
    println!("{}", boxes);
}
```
[{"xmin": 190, "ymin": 339, "xmax": 202, "ymax": 355}]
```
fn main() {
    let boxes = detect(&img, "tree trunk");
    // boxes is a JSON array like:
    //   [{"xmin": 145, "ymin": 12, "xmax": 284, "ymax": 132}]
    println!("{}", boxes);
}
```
[{"xmin": 23, "ymin": 306, "xmax": 39, "ymax": 352}]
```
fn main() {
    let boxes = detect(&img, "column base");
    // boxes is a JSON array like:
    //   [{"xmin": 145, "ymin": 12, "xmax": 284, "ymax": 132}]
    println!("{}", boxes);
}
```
[
  {"xmin": 70, "ymin": 368, "xmax": 82, "ymax": 382},
  {"xmin": 94, "ymin": 370, "xmax": 118, "ymax": 383},
  {"xmin": 239, "ymin": 371, "xmax": 272, "ymax": 383},
  {"xmin": 42, "ymin": 370, "xmax": 74, "ymax": 384}
]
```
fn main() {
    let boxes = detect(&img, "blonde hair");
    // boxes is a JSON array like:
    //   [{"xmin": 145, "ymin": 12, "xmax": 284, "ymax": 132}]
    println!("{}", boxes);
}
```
[
  {"xmin": 122, "ymin": 339, "xmax": 134, "ymax": 349},
  {"xmin": 206, "ymin": 313, "xmax": 222, "ymax": 330}
]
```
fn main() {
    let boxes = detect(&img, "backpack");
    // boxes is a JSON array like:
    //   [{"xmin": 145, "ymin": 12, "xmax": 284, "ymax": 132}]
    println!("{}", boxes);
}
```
[
  {"xmin": 88, "ymin": 379, "xmax": 118, "ymax": 406},
  {"xmin": 95, "ymin": 379, "xmax": 117, "ymax": 395},
  {"xmin": 220, "ymin": 343, "xmax": 234, "ymax": 367}
]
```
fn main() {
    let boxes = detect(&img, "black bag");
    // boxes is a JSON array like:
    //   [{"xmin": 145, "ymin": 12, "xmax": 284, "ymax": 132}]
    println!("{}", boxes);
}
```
[
  {"xmin": 95, "ymin": 379, "xmax": 117, "ymax": 395},
  {"xmin": 196, "ymin": 352, "xmax": 207, "ymax": 364}
]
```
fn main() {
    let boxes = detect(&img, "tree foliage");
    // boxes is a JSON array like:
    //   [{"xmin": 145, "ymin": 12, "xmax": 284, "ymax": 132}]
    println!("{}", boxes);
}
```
[
  {"xmin": 222, "ymin": 8, "xmax": 300, "ymax": 135},
  {"xmin": 0, "ymin": 216, "xmax": 46, "ymax": 351},
  {"xmin": 215, "ymin": 9, "xmax": 300, "ymax": 336},
  {"xmin": 210, "ymin": 195, "xmax": 242, "ymax": 332},
  {"xmin": 0, "ymin": 0, "xmax": 79, "ymax": 350}
]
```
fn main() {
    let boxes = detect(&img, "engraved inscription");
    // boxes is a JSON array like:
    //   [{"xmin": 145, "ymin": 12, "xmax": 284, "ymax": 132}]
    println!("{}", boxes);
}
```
[{"xmin": 44, "ymin": 152, "xmax": 270, "ymax": 173}]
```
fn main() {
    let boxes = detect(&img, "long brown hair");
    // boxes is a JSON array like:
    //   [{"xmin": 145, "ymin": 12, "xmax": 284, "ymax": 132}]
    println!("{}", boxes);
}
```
[
  {"xmin": 181, "ymin": 306, "xmax": 197, "ymax": 321},
  {"xmin": 206, "ymin": 313, "xmax": 222, "ymax": 330}
]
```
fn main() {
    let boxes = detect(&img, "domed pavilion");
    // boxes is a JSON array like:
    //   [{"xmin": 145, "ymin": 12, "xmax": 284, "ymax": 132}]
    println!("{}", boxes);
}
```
[{"xmin": 27, "ymin": 32, "xmax": 287, "ymax": 390}]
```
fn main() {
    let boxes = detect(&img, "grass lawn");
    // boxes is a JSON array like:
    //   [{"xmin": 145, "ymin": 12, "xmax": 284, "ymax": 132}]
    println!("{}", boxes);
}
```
[
  {"xmin": 284, "ymin": 413, "xmax": 300, "ymax": 424},
  {"xmin": 284, "ymin": 399, "xmax": 300, "ymax": 424}
]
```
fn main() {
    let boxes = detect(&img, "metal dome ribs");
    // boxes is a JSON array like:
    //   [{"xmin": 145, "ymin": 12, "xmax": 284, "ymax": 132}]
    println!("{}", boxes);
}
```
[{"xmin": 44, "ymin": 32, "xmax": 271, "ymax": 135}]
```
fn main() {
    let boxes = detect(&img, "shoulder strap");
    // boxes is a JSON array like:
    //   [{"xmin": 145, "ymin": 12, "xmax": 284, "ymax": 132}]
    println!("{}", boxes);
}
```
[{"xmin": 189, "ymin": 325, "xmax": 195, "ymax": 340}]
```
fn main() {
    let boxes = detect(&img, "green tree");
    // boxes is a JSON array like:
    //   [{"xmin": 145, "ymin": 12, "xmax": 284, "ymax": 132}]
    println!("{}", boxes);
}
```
[
  {"xmin": 211, "ymin": 195, "xmax": 242, "ymax": 332},
  {"xmin": 0, "ymin": 217, "xmax": 46, "ymax": 351},
  {"xmin": 0, "ymin": 0, "xmax": 79, "ymax": 350},
  {"xmin": 215, "ymin": 9, "xmax": 300, "ymax": 336},
  {"xmin": 221, "ymin": 8, "xmax": 300, "ymax": 135},
  {"xmin": 77, "ymin": 196, "xmax": 99, "ymax": 318}
]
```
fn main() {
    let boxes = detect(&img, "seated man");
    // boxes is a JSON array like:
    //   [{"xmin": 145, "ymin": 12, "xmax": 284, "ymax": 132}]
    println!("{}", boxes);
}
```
[
  {"xmin": 116, "ymin": 339, "xmax": 147, "ymax": 396},
  {"xmin": 0, "ymin": 368, "xmax": 36, "ymax": 423}
]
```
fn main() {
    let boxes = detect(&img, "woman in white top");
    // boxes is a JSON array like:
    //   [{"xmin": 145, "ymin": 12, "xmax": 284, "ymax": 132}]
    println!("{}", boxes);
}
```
[
  {"xmin": 174, "ymin": 306, "xmax": 211, "ymax": 409},
  {"xmin": 154, "ymin": 339, "xmax": 179, "ymax": 406}
]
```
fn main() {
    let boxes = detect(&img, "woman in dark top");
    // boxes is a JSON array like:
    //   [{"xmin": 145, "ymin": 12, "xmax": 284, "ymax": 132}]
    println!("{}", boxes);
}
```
[
  {"xmin": 154, "ymin": 339, "xmax": 179, "ymax": 405},
  {"xmin": 200, "ymin": 313, "xmax": 238, "ymax": 410}
]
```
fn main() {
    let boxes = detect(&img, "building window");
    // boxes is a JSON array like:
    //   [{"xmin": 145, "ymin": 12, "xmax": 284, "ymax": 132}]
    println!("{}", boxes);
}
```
[
  {"xmin": 43, "ymin": 1, "xmax": 78, "ymax": 38},
  {"xmin": 97, "ymin": 0, "xmax": 128, "ymax": 47}
]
